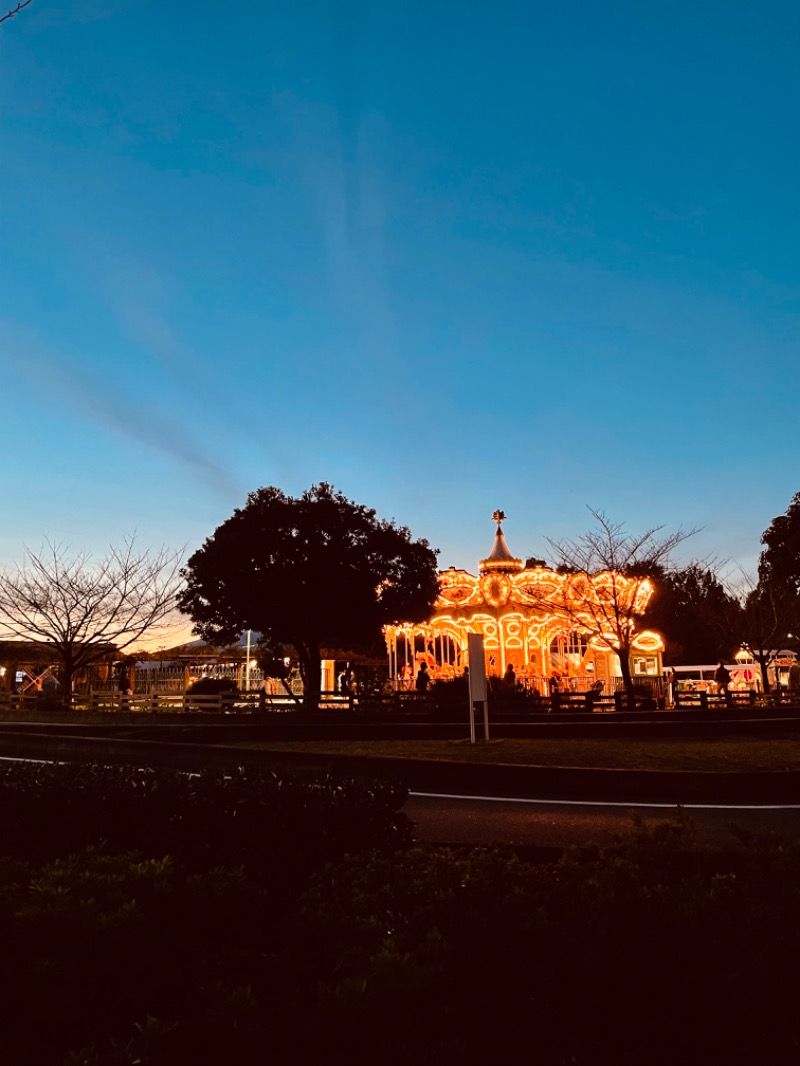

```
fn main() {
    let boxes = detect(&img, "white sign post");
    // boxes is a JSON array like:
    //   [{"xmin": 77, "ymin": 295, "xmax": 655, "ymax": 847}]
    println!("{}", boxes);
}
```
[{"xmin": 466, "ymin": 632, "xmax": 489, "ymax": 743}]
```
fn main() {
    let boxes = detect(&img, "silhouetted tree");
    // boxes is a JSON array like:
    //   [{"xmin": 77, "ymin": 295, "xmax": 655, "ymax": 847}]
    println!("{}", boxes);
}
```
[
  {"xmin": 643, "ymin": 563, "xmax": 737, "ymax": 665},
  {"xmin": 713, "ymin": 496, "xmax": 800, "ymax": 693},
  {"xmin": 0, "ymin": 539, "xmax": 184, "ymax": 697},
  {"xmin": 759, "ymin": 492, "xmax": 800, "ymax": 606},
  {"xmin": 178, "ymin": 484, "xmax": 440, "ymax": 710},
  {"xmin": 722, "ymin": 577, "xmax": 795, "ymax": 694}
]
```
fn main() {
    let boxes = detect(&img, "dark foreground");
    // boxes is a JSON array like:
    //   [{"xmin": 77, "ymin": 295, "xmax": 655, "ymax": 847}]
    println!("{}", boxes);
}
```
[
  {"xmin": 0, "ymin": 759, "xmax": 799, "ymax": 1066},
  {"xmin": 407, "ymin": 790, "xmax": 800, "ymax": 849}
]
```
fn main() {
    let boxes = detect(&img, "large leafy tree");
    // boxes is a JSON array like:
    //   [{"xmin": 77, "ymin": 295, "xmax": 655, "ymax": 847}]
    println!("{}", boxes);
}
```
[
  {"xmin": 178, "ymin": 484, "xmax": 440, "ymax": 709},
  {"xmin": 720, "ymin": 493, "xmax": 800, "ymax": 693},
  {"xmin": 759, "ymin": 492, "xmax": 800, "ymax": 599}
]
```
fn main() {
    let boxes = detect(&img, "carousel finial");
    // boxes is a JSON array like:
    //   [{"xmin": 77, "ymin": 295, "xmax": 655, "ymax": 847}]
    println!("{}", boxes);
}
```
[{"xmin": 492, "ymin": 509, "xmax": 506, "ymax": 525}]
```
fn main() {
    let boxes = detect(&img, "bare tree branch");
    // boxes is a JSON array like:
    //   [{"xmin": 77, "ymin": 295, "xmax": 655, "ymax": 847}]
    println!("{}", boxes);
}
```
[
  {"xmin": 0, "ymin": 537, "xmax": 185, "ymax": 695},
  {"xmin": 536, "ymin": 509, "xmax": 697, "ymax": 706},
  {"xmin": 0, "ymin": 0, "xmax": 32, "ymax": 26}
]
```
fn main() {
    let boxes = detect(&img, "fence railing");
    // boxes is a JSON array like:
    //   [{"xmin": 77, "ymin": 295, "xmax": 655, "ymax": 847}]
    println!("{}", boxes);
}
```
[
  {"xmin": 0, "ymin": 688, "xmax": 355, "ymax": 715},
  {"xmin": 0, "ymin": 685, "xmax": 797, "ymax": 716},
  {"xmin": 674, "ymin": 689, "xmax": 760, "ymax": 710},
  {"xmin": 0, "ymin": 692, "xmax": 46, "ymax": 714},
  {"xmin": 74, "ymin": 692, "xmax": 280, "ymax": 714}
]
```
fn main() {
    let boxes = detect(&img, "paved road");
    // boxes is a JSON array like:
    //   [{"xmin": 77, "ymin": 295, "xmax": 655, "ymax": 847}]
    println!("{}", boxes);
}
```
[{"xmin": 406, "ymin": 791, "xmax": 800, "ymax": 850}]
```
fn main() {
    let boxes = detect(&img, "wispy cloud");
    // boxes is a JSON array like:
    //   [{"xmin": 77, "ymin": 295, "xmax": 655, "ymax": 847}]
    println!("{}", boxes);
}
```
[
  {"xmin": 1, "ymin": 317, "xmax": 244, "ymax": 498},
  {"xmin": 101, "ymin": 260, "xmax": 297, "ymax": 484}
]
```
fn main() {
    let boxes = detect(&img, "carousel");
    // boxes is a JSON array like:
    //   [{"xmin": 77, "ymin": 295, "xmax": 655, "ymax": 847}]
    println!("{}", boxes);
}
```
[{"xmin": 385, "ymin": 511, "xmax": 664, "ymax": 694}]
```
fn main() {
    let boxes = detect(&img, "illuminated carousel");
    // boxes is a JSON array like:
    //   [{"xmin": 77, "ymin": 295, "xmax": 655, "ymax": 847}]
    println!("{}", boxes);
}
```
[{"xmin": 385, "ymin": 512, "xmax": 664, "ymax": 694}]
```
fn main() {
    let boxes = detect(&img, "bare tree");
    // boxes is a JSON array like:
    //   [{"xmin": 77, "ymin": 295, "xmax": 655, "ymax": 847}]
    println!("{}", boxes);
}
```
[
  {"xmin": 0, "ymin": 1, "xmax": 33, "ymax": 26},
  {"xmin": 0, "ymin": 538, "xmax": 184, "ymax": 699},
  {"xmin": 542, "ymin": 510, "xmax": 696, "ymax": 707}
]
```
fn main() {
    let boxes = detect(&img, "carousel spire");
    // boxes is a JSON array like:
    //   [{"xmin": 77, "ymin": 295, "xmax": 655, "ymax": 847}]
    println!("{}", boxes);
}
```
[{"xmin": 480, "ymin": 510, "xmax": 523, "ymax": 573}]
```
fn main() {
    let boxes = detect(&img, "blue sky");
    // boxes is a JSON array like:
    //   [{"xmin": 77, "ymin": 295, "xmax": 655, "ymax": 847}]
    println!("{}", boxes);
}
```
[{"xmin": 1, "ymin": 0, "xmax": 798, "ymax": 587}]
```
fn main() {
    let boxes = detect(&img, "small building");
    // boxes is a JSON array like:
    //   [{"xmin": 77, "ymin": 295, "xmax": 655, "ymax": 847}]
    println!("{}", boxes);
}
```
[
  {"xmin": 385, "ymin": 513, "xmax": 664, "ymax": 693},
  {"xmin": 0, "ymin": 640, "xmax": 118, "ymax": 693}
]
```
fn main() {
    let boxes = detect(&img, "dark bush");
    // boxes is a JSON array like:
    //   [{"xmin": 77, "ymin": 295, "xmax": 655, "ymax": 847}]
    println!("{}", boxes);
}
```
[
  {"xmin": 286, "ymin": 818, "xmax": 800, "ymax": 1066},
  {"xmin": 186, "ymin": 676, "xmax": 239, "ymax": 696},
  {"xmin": 0, "ymin": 762, "xmax": 412, "ymax": 885},
  {"xmin": 2, "ymin": 810, "xmax": 800, "ymax": 1064},
  {"xmin": 0, "ymin": 850, "xmax": 272, "ymax": 1065}
]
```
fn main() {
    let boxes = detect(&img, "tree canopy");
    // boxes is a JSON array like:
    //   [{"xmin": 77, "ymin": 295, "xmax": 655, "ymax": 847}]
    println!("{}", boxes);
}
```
[
  {"xmin": 718, "ymin": 493, "xmax": 800, "ymax": 692},
  {"xmin": 178, "ymin": 484, "xmax": 440, "ymax": 708},
  {"xmin": 759, "ymin": 492, "xmax": 800, "ymax": 597},
  {"xmin": 642, "ymin": 563, "xmax": 737, "ymax": 665}
]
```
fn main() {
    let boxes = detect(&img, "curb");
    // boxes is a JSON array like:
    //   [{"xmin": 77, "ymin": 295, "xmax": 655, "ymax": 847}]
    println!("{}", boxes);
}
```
[{"xmin": 0, "ymin": 730, "xmax": 799, "ymax": 805}]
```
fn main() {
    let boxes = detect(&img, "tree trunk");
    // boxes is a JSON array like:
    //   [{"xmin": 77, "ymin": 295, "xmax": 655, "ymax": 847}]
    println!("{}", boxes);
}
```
[
  {"xmin": 60, "ymin": 654, "xmax": 75, "ymax": 709},
  {"xmin": 296, "ymin": 642, "xmax": 321, "ymax": 711},
  {"xmin": 755, "ymin": 653, "xmax": 772, "ymax": 695},
  {"xmin": 618, "ymin": 646, "xmax": 637, "ymax": 710}
]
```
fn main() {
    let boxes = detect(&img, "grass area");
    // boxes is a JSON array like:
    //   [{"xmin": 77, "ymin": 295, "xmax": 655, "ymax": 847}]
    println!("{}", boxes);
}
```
[{"xmin": 243, "ymin": 736, "xmax": 800, "ymax": 772}]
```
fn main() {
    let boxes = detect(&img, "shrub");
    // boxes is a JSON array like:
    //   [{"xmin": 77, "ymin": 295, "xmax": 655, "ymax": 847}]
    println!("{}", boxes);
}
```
[
  {"xmin": 0, "ymin": 850, "xmax": 270, "ymax": 1065},
  {"xmin": 286, "ymin": 821, "xmax": 800, "ymax": 1065},
  {"xmin": 186, "ymin": 676, "xmax": 239, "ymax": 696},
  {"xmin": 3, "ymin": 813, "xmax": 800, "ymax": 1064},
  {"xmin": 0, "ymin": 762, "xmax": 412, "ymax": 884}
]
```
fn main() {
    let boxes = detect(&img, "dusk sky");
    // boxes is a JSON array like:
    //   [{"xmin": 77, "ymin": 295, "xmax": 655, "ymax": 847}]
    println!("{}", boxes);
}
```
[{"xmin": 2, "ymin": 0, "xmax": 798, "ymax": 590}]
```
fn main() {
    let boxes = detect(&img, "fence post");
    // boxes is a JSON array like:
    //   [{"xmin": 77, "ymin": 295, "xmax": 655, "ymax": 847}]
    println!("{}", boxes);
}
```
[
  {"xmin": 613, "ymin": 691, "xmax": 623, "ymax": 713},
  {"xmin": 150, "ymin": 693, "xmax": 159, "ymax": 715},
  {"xmin": 699, "ymin": 691, "xmax": 708, "ymax": 711}
]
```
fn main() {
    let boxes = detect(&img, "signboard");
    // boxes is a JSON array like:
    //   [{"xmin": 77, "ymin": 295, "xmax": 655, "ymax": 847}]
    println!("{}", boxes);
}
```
[
  {"xmin": 467, "ymin": 633, "xmax": 487, "ymax": 703},
  {"xmin": 466, "ymin": 633, "xmax": 489, "ymax": 743}
]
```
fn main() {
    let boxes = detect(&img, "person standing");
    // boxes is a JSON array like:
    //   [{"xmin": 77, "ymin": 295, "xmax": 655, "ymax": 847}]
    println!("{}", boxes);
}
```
[
  {"xmin": 415, "ymin": 662, "xmax": 431, "ymax": 693},
  {"xmin": 714, "ymin": 662, "xmax": 731, "ymax": 695},
  {"xmin": 667, "ymin": 667, "xmax": 678, "ymax": 707},
  {"xmin": 714, "ymin": 661, "xmax": 733, "ymax": 708}
]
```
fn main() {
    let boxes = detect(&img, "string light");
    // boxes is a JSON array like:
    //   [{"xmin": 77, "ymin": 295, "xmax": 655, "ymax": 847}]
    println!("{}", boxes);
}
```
[{"xmin": 385, "ymin": 513, "xmax": 664, "ymax": 686}]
